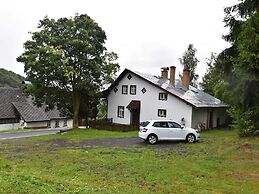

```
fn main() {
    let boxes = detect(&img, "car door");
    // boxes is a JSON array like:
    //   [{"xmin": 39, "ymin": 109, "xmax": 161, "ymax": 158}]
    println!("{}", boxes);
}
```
[
  {"xmin": 167, "ymin": 121, "xmax": 186, "ymax": 140},
  {"xmin": 152, "ymin": 121, "xmax": 169, "ymax": 140}
]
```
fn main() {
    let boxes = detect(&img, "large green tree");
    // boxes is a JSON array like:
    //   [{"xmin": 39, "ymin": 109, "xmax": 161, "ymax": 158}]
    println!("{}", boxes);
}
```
[
  {"xmin": 17, "ymin": 14, "xmax": 119, "ymax": 128},
  {"xmin": 179, "ymin": 44, "xmax": 199, "ymax": 87},
  {"xmin": 201, "ymin": 0, "xmax": 259, "ymax": 136}
]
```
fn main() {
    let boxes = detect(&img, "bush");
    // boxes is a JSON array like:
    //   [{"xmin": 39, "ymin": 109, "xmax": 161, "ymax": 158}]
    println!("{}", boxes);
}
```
[
  {"xmin": 228, "ymin": 107, "xmax": 256, "ymax": 137},
  {"xmin": 89, "ymin": 119, "xmax": 138, "ymax": 132}
]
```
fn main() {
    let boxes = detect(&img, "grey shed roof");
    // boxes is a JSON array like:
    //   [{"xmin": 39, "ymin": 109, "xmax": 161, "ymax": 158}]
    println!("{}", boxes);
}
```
[
  {"xmin": 107, "ymin": 69, "xmax": 229, "ymax": 108},
  {"xmin": 0, "ymin": 88, "xmax": 64, "ymax": 121},
  {"xmin": 12, "ymin": 102, "xmax": 49, "ymax": 122}
]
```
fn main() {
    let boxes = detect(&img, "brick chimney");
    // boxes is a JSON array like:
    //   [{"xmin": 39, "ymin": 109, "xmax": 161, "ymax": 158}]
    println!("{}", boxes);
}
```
[
  {"xmin": 161, "ymin": 67, "xmax": 169, "ymax": 79},
  {"xmin": 170, "ymin": 66, "xmax": 176, "ymax": 86},
  {"xmin": 183, "ymin": 69, "xmax": 190, "ymax": 90}
]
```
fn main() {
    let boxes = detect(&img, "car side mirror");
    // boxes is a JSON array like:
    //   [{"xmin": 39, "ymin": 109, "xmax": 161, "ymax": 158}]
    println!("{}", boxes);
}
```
[{"xmin": 180, "ymin": 125, "xmax": 184, "ymax": 129}]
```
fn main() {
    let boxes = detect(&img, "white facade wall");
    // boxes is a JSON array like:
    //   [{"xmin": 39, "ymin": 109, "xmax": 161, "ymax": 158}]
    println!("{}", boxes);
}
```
[
  {"xmin": 50, "ymin": 119, "xmax": 73, "ymax": 128},
  {"xmin": 25, "ymin": 121, "xmax": 48, "ymax": 128},
  {"xmin": 192, "ymin": 108, "xmax": 228, "ymax": 129},
  {"xmin": 213, "ymin": 108, "xmax": 227, "ymax": 127},
  {"xmin": 192, "ymin": 108, "xmax": 209, "ymax": 129},
  {"xmin": 0, "ymin": 123, "xmax": 21, "ymax": 130},
  {"xmin": 0, "ymin": 119, "xmax": 73, "ymax": 131},
  {"xmin": 107, "ymin": 73, "xmax": 193, "ymax": 127}
]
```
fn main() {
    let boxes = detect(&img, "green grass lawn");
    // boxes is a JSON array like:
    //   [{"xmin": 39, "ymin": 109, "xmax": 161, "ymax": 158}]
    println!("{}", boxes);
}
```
[{"xmin": 0, "ymin": 128, "xmax": 258, "ymax": 194}]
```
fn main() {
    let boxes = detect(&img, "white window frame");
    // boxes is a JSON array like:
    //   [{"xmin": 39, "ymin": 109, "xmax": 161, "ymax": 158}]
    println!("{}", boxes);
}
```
[
  {"xmin": 122, "ymin": 85, "xmax": 128, "ymax": 95},
  {"xmin": 117, "ymin": 106, "xmax": 124, "ymax": 118},
  {"xmin": 159, "ymin": 93, "xmax": 168, "ymax": 101},
  {"xmin": 158, "ymin": 109, "xmax": 166, "ymax": 117},
  {"xmin": 130, "ymin": 85, "xmax": 136, "ymax": 95}
]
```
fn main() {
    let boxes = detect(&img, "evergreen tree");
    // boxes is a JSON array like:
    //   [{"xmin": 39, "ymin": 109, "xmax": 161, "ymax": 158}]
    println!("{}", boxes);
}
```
[{"xmin": 202, "ymin": 0, "xmax": 259, "ymax": 136}]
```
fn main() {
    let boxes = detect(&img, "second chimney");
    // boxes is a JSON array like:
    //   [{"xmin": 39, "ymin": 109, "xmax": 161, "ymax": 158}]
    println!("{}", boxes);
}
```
[
  {"xmin": 161, "ymin": 67, "xmax": 169, "ymax": 79},
  {"xmin": 170, "ymin": 66, "xmax": 176, "ymax": 86},
  {"xmin": 183, "ymin": 69, "xmax": 190, "ymax": 90}
]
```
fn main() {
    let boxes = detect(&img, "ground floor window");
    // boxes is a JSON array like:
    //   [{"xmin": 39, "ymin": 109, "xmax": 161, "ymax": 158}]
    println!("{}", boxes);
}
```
[
  {"xmin": 47, "ymin": 121, "xmax": 51, "ymax": 128},
  {"xmin": 63, "ymin": 119, "xmax": 67, "ymax": 127},
  {"xmin": 117, "ymin": 106, "xmax": 124, "ymax": 118},
  {"xmin": 158, "ymin": 109, "xmax": 166, "ymax": 117},
  {"xmin": 55, "ymin": 120, "xmax": 60, "ymax": 128}
]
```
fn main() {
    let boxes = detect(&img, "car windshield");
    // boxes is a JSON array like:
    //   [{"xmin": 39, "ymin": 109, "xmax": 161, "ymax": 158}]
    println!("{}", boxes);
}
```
[{"xmin": 140, "ymin": 121, "xmax": 150, "ymax": 127}]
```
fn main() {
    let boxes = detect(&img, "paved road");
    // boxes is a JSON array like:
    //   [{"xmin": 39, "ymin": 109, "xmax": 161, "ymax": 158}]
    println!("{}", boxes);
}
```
[{"xmin": 0, "ymin": 127, "xmax": 71, "ymax": 140}]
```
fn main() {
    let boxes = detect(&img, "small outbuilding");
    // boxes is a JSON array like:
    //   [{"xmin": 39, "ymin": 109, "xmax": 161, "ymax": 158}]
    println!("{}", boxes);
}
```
[{"xmin": 0, "ymin": 88, "xmax": 72, "ymax": 130}]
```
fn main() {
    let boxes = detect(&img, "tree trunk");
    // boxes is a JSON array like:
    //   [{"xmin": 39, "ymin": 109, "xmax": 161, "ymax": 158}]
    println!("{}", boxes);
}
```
[{"xmin": 72, "ymin": 91, "xmax": 81, "ymax": 128}]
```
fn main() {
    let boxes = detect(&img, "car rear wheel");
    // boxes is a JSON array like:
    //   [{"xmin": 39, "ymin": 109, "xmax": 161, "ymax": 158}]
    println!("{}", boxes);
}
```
[
  {"xmin": 186, "ymin": 134, "xmax": 196, "ymax": 143},
  {"xmin": 147, "ymin": 134, "xmax": 158, "ymax": 145}
]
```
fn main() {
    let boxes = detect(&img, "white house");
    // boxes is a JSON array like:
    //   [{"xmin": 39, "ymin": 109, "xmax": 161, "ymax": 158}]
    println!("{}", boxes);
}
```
[
  {"xmin": 105, "ymin": 67, "xmax": 229, "ymax": 129},
  {"xmin": 0, "ymin": 88, "xmax": 72, "ymax": 130}
]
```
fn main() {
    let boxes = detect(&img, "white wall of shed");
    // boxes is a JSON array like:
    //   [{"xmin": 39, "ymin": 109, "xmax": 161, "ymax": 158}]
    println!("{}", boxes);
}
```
[
  {"xmin": 50, "ymin": 119, "xmax": 73, "ymax": 128},
  {"xmin": 107, "ymin": 73, "xmax": 193, "ymax": 127},
  {"xmin": 192, "ymin": 108, "xmax": 228, "ymax": 129},
  {"xmin": 25, "ymin": 121, "xmax": 48, "ymax": 128},
  {"xmin": 192, "ymin": 108, "xmax": 208, "ymax": 129},
  {"xmin": 213, "ymin": 108, "xmax": 228, "ymax": 127},
  {"xmin": 0, "ymin": 123, "xmax": 21, "ymax": 130}
]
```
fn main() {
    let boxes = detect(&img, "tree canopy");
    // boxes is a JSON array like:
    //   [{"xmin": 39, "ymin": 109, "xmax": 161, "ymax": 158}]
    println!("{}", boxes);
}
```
[
  {"xmin": 179, "ymin": 44, "xmax": 199, "ymax": 87},
  {"xmin": 0, "ymin": 68, "xmax": 24, "ymax": 88},
  {"xmin": 17, "ymin": 14, "xmax": 119, "ymax": 128},
  {"xmin": 201, "ymin": 0, "xmax": 259, "ymax": 136}
]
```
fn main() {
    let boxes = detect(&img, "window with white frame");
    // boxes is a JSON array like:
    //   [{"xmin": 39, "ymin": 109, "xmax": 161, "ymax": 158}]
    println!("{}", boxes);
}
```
[
  {"xmin": 122, "ymin": 85, "xmax": 128, "ymax": 95},
  {"xmin": 117, "ymin": 106, "xmax": 124, "ymax": 118},
  {"xmin": 63, "ymin": 119, "xmax": 67, "ymax": 127},
  {"xmin": 158, "ymin": 109, "xmax": 167, "ymax": 117},
  {"xmin": 55, "ymin": 120, "xmax": 60, "ymax": 128},
  {"xmin": 130, "ymin": 85, "xmax": 136, "ymax": 95},
  {"xmin": 159, "ymin": 93, "xmax": 168, "ymax": 101}
]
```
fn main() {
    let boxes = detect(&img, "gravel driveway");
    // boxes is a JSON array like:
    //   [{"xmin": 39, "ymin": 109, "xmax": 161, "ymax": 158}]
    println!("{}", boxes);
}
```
[{"xmin": 78, "ymin": 137, "xmax": 184, "ymax": 151}]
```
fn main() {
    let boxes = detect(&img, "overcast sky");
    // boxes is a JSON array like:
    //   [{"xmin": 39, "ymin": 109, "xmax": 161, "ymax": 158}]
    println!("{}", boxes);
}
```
[{"xmin": 0, "ymin": 0, "xmax": 238, "ymax": 80}]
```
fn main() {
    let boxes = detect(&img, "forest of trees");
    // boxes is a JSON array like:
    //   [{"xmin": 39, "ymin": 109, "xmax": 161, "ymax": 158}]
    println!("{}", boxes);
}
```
[
  {"xmin": 201, "ymin": 0, "xmax": 258, "ymax": 136},
  {"xmin": 0, "ymin": 68, "xmax": 24, "ymax": 88}
]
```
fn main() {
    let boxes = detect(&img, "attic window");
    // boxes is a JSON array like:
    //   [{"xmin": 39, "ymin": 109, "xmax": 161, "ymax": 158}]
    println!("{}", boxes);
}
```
[
  {"xmin": 122, "ymin": 85, "xmax": 128, "ymax": 94},
  {"xmin": 159, "ymin": 93, "xmax": 167, "ymax": 101},
  {"xmin": 141, "ymin": 88, "xmax": 147, "ymax": 94},
  {"xmin": 130, "ymin": 85, "xmax": 136, "ymax": 95},
  {"xmin": 127, "ymin": 74, "xmax": 132, "ymax": 80},
  {"xmin": 114, "ymin": 87, "xmax": 118, "ymax": 93}
]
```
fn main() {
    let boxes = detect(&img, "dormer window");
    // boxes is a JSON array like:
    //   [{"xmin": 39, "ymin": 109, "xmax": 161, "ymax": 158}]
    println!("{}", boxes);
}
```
[
  {"xmin": 122, "ymin": 85, "xmax": 128, "ymax": 95},
  {"xmin": 159, "ymin": 93, "xmax": 167, "ymax": 101}
]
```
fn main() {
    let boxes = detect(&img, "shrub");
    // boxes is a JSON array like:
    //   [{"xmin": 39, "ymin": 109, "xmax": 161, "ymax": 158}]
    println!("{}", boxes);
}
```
[
  {"xmin": 89, "ymin": 119, "xmax": 137, "ymax": 132},
  {"xmin": 228, "ymin": 107, "xmax": 256, "ymax": 137}
]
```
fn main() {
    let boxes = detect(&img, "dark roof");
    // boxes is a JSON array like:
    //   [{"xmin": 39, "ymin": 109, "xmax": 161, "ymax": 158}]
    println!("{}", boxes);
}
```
[
  {"xmin": 12, "ymin": 102, "xmax": 49, "ymax": 122},
  {"xmin": 106, "ymin": 69, "xmax": 229, "ymax": 108},
  {"xmin": 126, "ymin": 100, "xmax": 140, "ymax": 110},
  {"xmin": 0, "ymin": 88, "xmax": 64, "ymax": 121},
  {"xmin": 0, "ymin": 103, "xmax": 19, "ymax": 119}
]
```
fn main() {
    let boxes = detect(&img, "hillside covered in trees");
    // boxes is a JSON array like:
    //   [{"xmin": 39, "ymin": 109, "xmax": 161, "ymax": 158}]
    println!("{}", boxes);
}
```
[{"xmin": 0, "ymin": 68, "xmax": 24, "ymax": 88}]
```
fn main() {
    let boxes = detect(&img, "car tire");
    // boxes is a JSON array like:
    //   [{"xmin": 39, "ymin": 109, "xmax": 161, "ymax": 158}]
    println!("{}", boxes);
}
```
[
  {"xmin": 147, "ymin": 134, "xmax": 158, "ymax": 145},
  {"xmin": 186, "ymin": 134, "xmax": 196, "ymax": 143}
]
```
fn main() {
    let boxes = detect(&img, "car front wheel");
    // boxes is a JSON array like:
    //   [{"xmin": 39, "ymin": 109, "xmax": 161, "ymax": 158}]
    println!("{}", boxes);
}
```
[
  {"xmin": 147, "ymin": 134, "xmax": 158, "ymax": 145},
  {"xmin": 186, "ymin": 134, "xmax": 196, "ymax": 143}
]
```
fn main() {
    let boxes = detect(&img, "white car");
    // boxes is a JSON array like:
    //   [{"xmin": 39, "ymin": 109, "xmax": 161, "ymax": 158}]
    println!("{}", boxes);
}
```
[{"xmin": 138, "ymin": 120, "xmax": 200, "ymax": 144}]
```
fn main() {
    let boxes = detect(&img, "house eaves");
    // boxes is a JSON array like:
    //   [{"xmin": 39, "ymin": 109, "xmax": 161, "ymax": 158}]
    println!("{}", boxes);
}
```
[{"xmin": 105, "ymin": 68, "xmax": 229, "ymax": 108}]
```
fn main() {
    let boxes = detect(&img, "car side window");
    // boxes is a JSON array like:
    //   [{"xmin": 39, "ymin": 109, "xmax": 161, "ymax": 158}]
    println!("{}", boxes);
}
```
[
  {"xmin": 168, "ymin": 122, "xmax": 181, "ymax": 128},
  {"xmin": 153, "ymin": 122, "xmax": 168, "ymax": 128}
]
